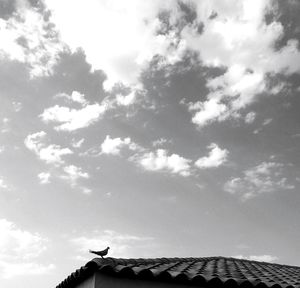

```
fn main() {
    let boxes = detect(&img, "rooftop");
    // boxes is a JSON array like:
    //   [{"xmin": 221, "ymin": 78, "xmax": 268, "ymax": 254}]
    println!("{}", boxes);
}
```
[{"xmin": 57, "ymin": 256, "xmax": 300, "ymax": 288}]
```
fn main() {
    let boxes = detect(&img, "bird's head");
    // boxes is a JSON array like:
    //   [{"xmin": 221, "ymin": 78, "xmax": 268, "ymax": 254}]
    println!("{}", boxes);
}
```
[{"xmin": 107, "ymin": 247, "xmax": 110, "ymax": 250}]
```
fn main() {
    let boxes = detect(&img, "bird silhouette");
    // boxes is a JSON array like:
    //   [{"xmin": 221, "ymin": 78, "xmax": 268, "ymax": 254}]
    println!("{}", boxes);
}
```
[{"xmin": 89, "ymin": 247, "xmax": 110, "ymax": 258}]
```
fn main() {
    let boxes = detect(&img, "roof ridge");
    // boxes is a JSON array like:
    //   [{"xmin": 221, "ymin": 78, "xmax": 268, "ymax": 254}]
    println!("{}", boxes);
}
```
[{"xmin": 88, "ymin": 256, "xmax": 300, "ymax": 268}]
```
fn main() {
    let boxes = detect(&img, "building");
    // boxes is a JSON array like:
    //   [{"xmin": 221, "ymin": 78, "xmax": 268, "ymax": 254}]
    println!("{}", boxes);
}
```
[{"xmin": 56, "ymin": 256, "xmax": 300, "ymax": 288}]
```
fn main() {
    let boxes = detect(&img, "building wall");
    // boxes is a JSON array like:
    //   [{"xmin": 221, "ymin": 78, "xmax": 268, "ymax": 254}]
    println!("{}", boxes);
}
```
[
  {"xmin": 94, "ymin": 272, "xmax": 198, "ymax": 288},
  {"xmin": 76, "ymin": 274, "xmax": 95, "ymax": 288}
]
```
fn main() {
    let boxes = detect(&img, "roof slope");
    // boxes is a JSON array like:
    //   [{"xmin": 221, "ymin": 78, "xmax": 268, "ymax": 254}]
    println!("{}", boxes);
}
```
[{"xmin": 57, "ymin": 257, "xmax": 300, "ymax": 288}]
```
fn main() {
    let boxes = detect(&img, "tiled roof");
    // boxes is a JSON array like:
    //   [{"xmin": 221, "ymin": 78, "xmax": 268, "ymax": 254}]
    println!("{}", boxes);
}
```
[{"xmin": 57, "ymin": 257, "xmax": 300, "ymax": 288}]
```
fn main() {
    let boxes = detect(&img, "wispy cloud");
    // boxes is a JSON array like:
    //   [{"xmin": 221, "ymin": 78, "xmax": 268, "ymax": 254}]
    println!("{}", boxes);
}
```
[
  {"xmin": 234, "ymin": 254, "xmax": 278, "ymax": 263},
  {"xmin": 38, "ymin": 172, "xmax": 51, "ymax": 184},
  {"xmin": 0, "ymin": 177, "xmax": 8, "ymax": 190},
  {"xmin": 71, "ymin": 138, "xmax": 85, "ymax": 149},
  {"xmin": 0, "ymin": 219, "xmax": 55, "ymax": 279},
  {"xmin": 55, "ymin": 91, "xmax": 88, "ymax": 105},
  {"xmin": 152, "ymin": 138, "xmax": 172, "ymax": 148},
  {"xmin": 61, "ymin": 165, "xmax": 89, "ymax": 186},
  {"xmin": 224, "ymin": 161, "xmax": 294, "ymax": 200},
  {"xmin": 71, "ymin": 229, "xmax": 155, "ymax": 259}
]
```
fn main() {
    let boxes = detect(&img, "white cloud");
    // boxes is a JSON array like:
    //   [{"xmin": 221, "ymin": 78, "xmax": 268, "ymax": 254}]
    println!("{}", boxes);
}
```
[
  {"xmin": 181, "ymin": 0, "xmax": 300, "ymax": 127},
  {"xmin": 135, "ymin": 149, "xmax": 191, "ymax": 177},
  {"xmin": 56, "ymin": 91, "xmax": 88, "ymax": 105},
  {"xmin": 38, "ymin": 145, "xmax": 73, "ymax": 164},
  {"xmin": 0, "ymin": 177, "xmax": 8, "ymax": 190},
  {"xmin": 38, "ymin": 172, "xmax": 51, "ymax": 184},
  {"xmin": 101, "ymin": 135, "xmax": 137, "ymax": 156},
  {"xmin": 59, "ymin": 165, "xmax": 91, "ymax": 194},
  {"xmin": 245, "ymin": 111, "xmax": 256, "ymax": 124},
  {"xmin": 40, "ymin": 103, "xmax": 108, "ymax": 131},
  {"xmin": 24, "ymin": 131, "xmax": 73, "ymax": 164},
  {"xmin": 45, "ymin": 0, "xmax": 187, "ymax": 90},
  {"xmin": 234, "ymin": 254, "xmax": 278, "ymax": 263},
  {"xmin": 0, "ymin": 219, "xmax": 54, "ymax": 279},
  {"xmin": 62, "ymin": 165, "xmax": 89, "ymax": 185},
  {"xmin": 0, "ymin": 219, "xmax": 46, "ymax": 260},
  {"xmin": 152, "ymin": 138, "xmax": 171, "ymax": 147},
  {"xmin": 12, "ymin": 101, "xmax": 22, "ymax": 112},
  {"xmin": 116, "ymin": 91, "xmax": 136, "ymax": 106},
  {"xmin": 263, "ymin": 118, "xmax": 273, "ymax": 126},
  {"xmin": 189, "ymin": 98, "xmax": 227, "ymax": 127},
  {"xmin": 24, "ymin": 131, "xmax": 46, "ymax": 153},
  {"xmin": 71, "ymin": 138, "xmax": 85, "ymax": 148},
  {"xmin": 1, "ymin": 117, "xmax": 10, "ymax": 133},
  {"xmin": 224, "ymin": 162, "xmax": 294, "ymax": 200},
  {"xmin": 0, "ymin": 262, "xmax": 55, "ymax": 279},
  {"xmin": 253, "ymin": 118, "xmax": 273, "ymax": 134},
  {"xmin": 81, "ymin": 187, "xmax": 92, "ymax": 195},
  {"xmin": 195, "ymin": 143, "xmax": 228, "ymax": 168},
  {"xmin": 71, "ymin": 229, "xmax": 154, "ymax": 258},
  {"xmin": 188, "ymin": 67, "xmax": 265, "ymax": 127},
  {"xmin": 0, "ymin": 1, "xmax": 65, "ymax": 77}
]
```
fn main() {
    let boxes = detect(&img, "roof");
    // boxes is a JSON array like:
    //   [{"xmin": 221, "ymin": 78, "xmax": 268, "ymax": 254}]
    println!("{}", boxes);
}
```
[{"xmin": 56, "ymin": 256, "xmax": 300, "ymax": 288}]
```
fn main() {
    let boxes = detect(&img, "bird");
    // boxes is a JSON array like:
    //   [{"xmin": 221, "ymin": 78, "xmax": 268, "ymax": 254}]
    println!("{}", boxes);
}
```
[{"xmin": 89, "ymin": 247, "xmax": 110, "ymax": 258}]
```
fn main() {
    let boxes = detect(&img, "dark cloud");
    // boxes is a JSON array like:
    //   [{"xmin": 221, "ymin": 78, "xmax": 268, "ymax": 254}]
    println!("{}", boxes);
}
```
[
  {"xmin": 0, "ymin": 0, "xmax": 16, "ymax": 19},
  {"xmin": 0, "ymin": 0, "xmax": 45, "ymax": 19},
  {"xmin": 45, "ymin": 49, "xmax": 107, "ymax": 103},
  {"xmin": 142, "ymin": 53, "xmax": 225, "ymax": 104},
  {"xmin": 266, "ymin": 0, "xmax": 300, "ymax": 50},
  {"xmin": 177, "ymin": 1, "xmax": 197, "ymax": 25},
  {"xmin": 156, "ymin": 1, "xmax": 198, "ymax": 36}
]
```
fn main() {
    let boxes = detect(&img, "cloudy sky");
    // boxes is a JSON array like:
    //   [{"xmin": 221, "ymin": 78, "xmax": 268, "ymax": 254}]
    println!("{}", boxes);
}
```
[{"xmin": 0, "ymin": 0, "xmax": 300, "ymax": 287}]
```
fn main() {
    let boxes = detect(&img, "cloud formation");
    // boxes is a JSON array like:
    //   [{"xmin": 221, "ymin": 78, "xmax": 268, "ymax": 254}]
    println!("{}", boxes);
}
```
[
  {"xmin": 38, "ymin": 172, "xmax": 51, "ymax": 184},
  {"xmin": 245, "ymin": 112, "xmax": 256, "ymax": 124},
  {"xmin": 0, "ymin": 0, "xmax": 65, "ymax": 77},
  {"xmin": 62, "ymin": 165, "xmax": 89, "ymax": 186},
  {"xmin": 56, "ymin": 91, "xmax": 88, "ymax": 106},
  {"xmin": 224, "ymin": 161, "xmax": 294, "ymax": 200},
  {"xmin": 0, "ymin": 219, "xmax": 55, "ymax": 279},
  {"xmin": 135, "ymin": 149, "xmax": 191, "ymax": 177},
  {"xmin": 24, "ymin": 131, "xmax": 73, "ymax": 164},
  {"xmin": 41, "ymin": 103, "xmax": 108, "ymax": 132},
  {"xmin": 182, "ymin": 0, "xmax": 300, "ymax": 127},
  {"xmin": 234, "ymin": 254, "xmax": 278, "ymax": 263},
  {"xmin": 45, "ymin": 0, "xmax": 188, "ymax": 90},
  {"xmin": 0, "ymin": 177, "xmax": 8, "ymax": 189},
  {"xmin": 195, "ymin": 143, "xmax": 228, "ymax": 168},
  {"xmin": 101, "ymin": 135, "xmax": 138, "ymax": 156},
  {"xmin": 116, "ymin": 91, "xmax": 137, "ymax": 106}
]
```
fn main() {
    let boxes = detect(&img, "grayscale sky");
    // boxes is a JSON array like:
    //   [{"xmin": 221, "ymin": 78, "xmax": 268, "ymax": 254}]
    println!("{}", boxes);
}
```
[{"xmin": 0, "ymin": 0, "xmax": 300, "ymax": 287}]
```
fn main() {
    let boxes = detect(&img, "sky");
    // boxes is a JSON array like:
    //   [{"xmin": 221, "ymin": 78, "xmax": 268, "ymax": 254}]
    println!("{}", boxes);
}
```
[{"xmin": 0, "ymin": 0, "xmax": 300, "ymax": 287}]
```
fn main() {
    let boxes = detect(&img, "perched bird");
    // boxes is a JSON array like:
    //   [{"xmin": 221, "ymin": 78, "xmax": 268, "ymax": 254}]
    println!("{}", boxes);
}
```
[{"xmin": 89, "ymin": 247, "xmax": 110, "ymax": 258}]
